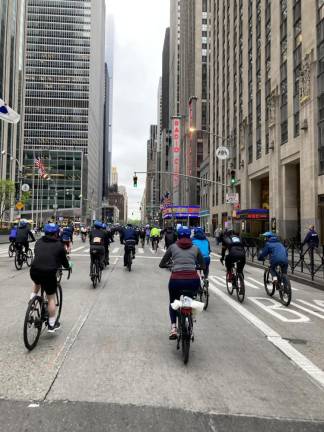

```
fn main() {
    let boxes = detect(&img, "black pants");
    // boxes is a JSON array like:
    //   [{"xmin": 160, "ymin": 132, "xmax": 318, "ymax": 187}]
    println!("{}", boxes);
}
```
[
  {"xmin": 124, "ymin": 240, "xmax": 136, "ymax": 266},
  {"xmin": 104, "ymin": 245, "xmax": 109, "ymax": 263},
  {"xmin": 225, "ymin": 254, "xmax": 245, "ymax": 274},
  {"xmin": 90, "ymin": 246, "xmax": 105, "ymax": 268},
  {"xmin": 16, "ymin": 241, "xmax": 29, "ymax": 254}
]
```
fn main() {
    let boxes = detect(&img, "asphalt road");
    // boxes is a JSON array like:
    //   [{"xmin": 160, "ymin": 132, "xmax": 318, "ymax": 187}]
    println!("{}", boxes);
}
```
[{"xmin": 1, "ymin": 236, "xmax": 324, "ymax": 431}]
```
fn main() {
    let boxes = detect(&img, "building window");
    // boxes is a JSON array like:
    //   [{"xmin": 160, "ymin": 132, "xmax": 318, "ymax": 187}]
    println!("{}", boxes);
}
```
[{"xmin": 280, "ymin": 0, "xmax": 288, "ymax": 144}]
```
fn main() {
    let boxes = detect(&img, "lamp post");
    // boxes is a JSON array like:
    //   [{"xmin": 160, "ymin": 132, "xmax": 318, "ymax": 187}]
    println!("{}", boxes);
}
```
[{"xmin": 1, "ymin": 150, "xmax": 24, "ymax": 219}]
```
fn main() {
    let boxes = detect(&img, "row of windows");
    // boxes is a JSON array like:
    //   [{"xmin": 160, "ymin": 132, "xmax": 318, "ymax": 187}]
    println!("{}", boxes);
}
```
[
  {"xmin": 24, "ymin": 107, "xmax": 88, "ymax": 116},
  {"xmin": 27, "ymin": 59, "xmax": 89, "ymax": 69},
  {"xmin": 28, "ymin": 0, "xmax": 91, "ymax": 9},
  {"xmin": 27, "ymin": 29, "xmax": 90, "ymax": 39},
  {"xmin": 26, "ymin": 67, "xmax": 90, "ymax": 77},
  {"xmin": 27, "ymin": 44, "xmax": 90, "ymax": 55},
  {"xmin": 28, "ymin": 7, "xmax": 90, "ymax": 18},
  {"xmin": 26, "ymin": 74, "xmax": 89, "ymax": 84},
  {"xmin": 25, "ymin": 130, "xmax": 88, "ymax": 139},
  {"xmin": 26, "ymin": 83, "xmax": 89, "ymax": 92},
  {"xmin": 27, "ymin": 20, "xmax": 91, "ymax": 31},
  {"xmin": 26, "ymin": 37, "xmax": 90, "ymax": 47},
  {"xmin": 25, "ymin": 122, "xmax": 88, "ymax": 131},
  {"xmin": 25, "ymin": 98, "xmax": 89, "ymax": 108},
  {"xmin": 27, "ymin": 52, "xmax": 89, "ymax": 62},
  {"xmin": 28, "ymin": 13, "xmax": 90, "ymax": 24}
]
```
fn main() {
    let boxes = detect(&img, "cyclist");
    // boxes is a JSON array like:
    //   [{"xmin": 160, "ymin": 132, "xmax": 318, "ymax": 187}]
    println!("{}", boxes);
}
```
[
  {"xmin": 139, "ymin": 226, "xmax": 146, "ymax": 248},
  {"xmin": 120, "ymin": 223, "xmax": 139, "ymax": 266},
  {"xmin": 15, "ymin": 219, "xmax": 35, "ymax": 253},
  {"xmin": 9, "ymin": 223, "xmax": 18, "ymax": 244},
  {"xmin": 159, "ymin": 227, "xmax": 205, "ymax": 340},
  {"xmin": 61, "ymin": 226, "xmax": 73, "ymax": 254},
  {"xmin": 102, "ymin": 223, "xmax": 110, "ymax": 266},
  {"xmin": 164, "ymin": 226, "xmax": 177, "ymax": 249},
  {"xmin": 192, "ymin": 227, "xmax": 211, "ymax": 278},
  {"xmin": 258, "ymin": 231, "xmax": 288, "ymax": 283},
  {"xmin": 89, "ymin": 220, "xmax": 105, "ymax": 269},
  {"xmin": 145, "ymin": 225, "xmax": 151, "ymax": 245},
  {"xmin": 29, "ymin": 223, "xmax": 70, "ymax": 333},
  {"xmin": 80, "ymin": 225, "xmax": 87, "ymax": 242},
  {"xmin": 150, "ymin": 225, "xmax": 160, "ymax": 250},
  {"xmin": 220, "ymin": 229, "xmax": 246, "ymax": 281}
]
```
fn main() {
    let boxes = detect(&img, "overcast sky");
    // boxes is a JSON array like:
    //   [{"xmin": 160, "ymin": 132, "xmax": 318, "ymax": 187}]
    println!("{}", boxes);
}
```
[{"xmin": 106, "ymin": 0, "xmax": 170, "ymax": 220}]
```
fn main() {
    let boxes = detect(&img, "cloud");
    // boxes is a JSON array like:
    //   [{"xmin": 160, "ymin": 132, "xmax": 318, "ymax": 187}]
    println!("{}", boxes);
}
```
[{"xmin": 106, "ymin": 0, "xmax": 169, "ymax": 219}]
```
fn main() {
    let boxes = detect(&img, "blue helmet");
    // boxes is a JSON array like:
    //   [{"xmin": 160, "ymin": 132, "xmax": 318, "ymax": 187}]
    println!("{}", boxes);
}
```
[
  {"xmin": 19, "ymin": 219, "xmax": 28, "ymax": 227},
  {"xmin": 177, "ymin": 227, "xmax": 191, "ymax": 239},
  {"xmin": 262, "ymin": 231, "xmax": 274, "ymax": 238},
  {"xmin": 194, "ymin": 227, "xmax": 204, "ymax": 236},
  {"xmin": 44, "ymin": 223, "xmax": 60, "ymax": 234},
  {"xmin": 94, "ymin": 220, "xmax": 102, "ymax": 229},
  {"xmin": 102, "ymin": 223, "xmax": 107, "ymax": 229}
]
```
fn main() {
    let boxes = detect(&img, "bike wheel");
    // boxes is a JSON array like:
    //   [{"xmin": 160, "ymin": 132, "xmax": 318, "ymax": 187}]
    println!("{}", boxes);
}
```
[
  {"xmin": 279, "ymin": 275, "xmax": 292, "ymax": 307},
  {"xmin": 264, "ymin": 269, "xmax": 275, "ymax": 296},
  {"xmin": 226, "ymin": 272, "xmax": 234, "ymax": 295},
  {"xmin": 55, "ymin": 283, "xmax": 63, "ymax": 323},
  {"xmin": 200, "ymin": 281, "xmax": 209, "ymax": 310},
  {"xmin": 8, "ymin": 243, "xmax": 14, "ymax": 257},
  {"xmin": 236, "ymin": 274, "xmax": 245, "ymax": 303},
  {"xmin": 14, "ymin": 252, "xmax": 23, "ymax": 270},
  {"xmin": 127, "ymin": 252, "xmax": 132, "ymax": 271},
  {"xmin": 23, "ymin": 296, "xmax": 43, "ymax": 350},
  {"xmin": 181, "ymin": 316, "xmax": 191, "ymax": 364},
  {"xmin": 91, "ymin": 262, "xmax": 97, "ymax": 288},
  {"xmin": 97, "ymin": 260, "xmax": 102, "ymax": 282},
  {"xmin": 26, "ymin": 249, "xmax": 33, "ymax": 267}
]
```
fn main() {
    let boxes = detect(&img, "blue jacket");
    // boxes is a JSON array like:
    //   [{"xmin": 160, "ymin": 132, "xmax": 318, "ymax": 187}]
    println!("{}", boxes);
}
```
[
  {"xmin": 120, "ymin": 227, "xmax": 139, "ymax": 243},
  {"xmin": 302, "ymin": 229, "xmax": 319, "ymax": 248},
  {"xmin": 192, "ymin": 237, "xmax": 211, "ymax": 258},
  {"xmin": 9, "ymin": 227, "xmax": 17, "ymax": 240},
  {"xmin": 258, "ymin": 236, "xmax": 288, "ymax": 265}
]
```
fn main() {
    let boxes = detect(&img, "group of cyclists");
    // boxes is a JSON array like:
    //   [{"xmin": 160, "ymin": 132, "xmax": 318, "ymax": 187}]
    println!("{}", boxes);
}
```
[{"xmin": 7, "ymin": 217, "xmax": 290, "ymax": 338}]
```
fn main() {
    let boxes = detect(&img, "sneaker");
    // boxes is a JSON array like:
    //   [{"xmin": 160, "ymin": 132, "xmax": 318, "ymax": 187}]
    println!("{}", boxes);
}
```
[
  {"xmin": 48, "ymin": 321, "xmax": 61, "ymax": 333},
  {"xmin": 169, "ymin": 326, "xmax": 177, "ymax": 340}
]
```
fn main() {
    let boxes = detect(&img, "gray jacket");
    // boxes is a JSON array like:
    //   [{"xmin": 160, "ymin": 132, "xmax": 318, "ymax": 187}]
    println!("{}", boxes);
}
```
[{"xmin": 159, "ymin": 240, "xmax": 205, "ymax": 272}]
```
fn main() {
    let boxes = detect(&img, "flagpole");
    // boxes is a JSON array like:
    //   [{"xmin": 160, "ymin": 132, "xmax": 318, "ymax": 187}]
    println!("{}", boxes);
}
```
[{"xmin": 31, "ymin": 151, "xmax": 35, "ymax": 224}]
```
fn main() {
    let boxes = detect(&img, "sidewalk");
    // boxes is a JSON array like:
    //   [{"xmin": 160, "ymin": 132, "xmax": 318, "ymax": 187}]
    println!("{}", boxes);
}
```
[{"xmin": 211, "ymin": 243, "xmax": 324, "ymax": 291}]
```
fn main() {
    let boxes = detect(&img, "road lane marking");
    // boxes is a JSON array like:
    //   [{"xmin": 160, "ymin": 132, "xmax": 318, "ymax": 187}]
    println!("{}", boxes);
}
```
[
  {"xmin": 112, "ymin": 247, "xmax": 119, "ymax": 254},
  {"xmin": 249, "ymin": 297, "xmax": 310, "ymax": 323},
  {"xmin": 244, "ymin": 280, "xmax": 261, "ymax": 290},
  {"xmin": 138, "ymin": 248, "xmax": 144, "ymax": 254},
  {"xmin": 211, "ymin": 252, "xmax": 221, "ymax": 258},
  {"xmin": 208, "ymin": 281, "xmax": 324, "ymax": 389},
  {"xmin": 85, "ymin": 248, "xmax": 90, "ymax": 253},
  {"xmin": 297, "ymin": 299, "xmax": 324, "ymax": 314},
  {"xmin": 72, "ymin": 246, "xmax": 85, "ymax": 253},
  {"xmin": 291, "ymin": 302, "xmax": 324, "ymax": 320}
]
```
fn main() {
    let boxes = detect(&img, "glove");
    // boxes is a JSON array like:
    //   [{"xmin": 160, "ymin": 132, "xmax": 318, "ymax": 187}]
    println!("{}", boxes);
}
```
[{"xmin": 220, "ymin": 258, "xmax": 224, "ymax": 265}]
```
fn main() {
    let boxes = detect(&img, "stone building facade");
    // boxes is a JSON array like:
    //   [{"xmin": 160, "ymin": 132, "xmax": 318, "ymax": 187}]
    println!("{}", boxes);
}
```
[{"xmin": 208, "ymin": 0, "xmax": 324, "ymax": 242}]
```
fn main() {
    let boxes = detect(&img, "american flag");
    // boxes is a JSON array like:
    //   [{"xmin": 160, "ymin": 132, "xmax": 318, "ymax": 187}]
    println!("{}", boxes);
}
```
[{"xmin": 34, "ymin": 156, "xmax": 49, "ymax": 179}]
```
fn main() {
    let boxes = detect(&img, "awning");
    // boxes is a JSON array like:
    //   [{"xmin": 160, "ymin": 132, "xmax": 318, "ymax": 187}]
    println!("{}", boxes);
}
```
[
  {"xmin": 0, "ymin": 98, "xmax": 20, "ymax": 124},
  {"xmin": 235, "ymin": 208, "xmax": 269, "ymax": 220}
]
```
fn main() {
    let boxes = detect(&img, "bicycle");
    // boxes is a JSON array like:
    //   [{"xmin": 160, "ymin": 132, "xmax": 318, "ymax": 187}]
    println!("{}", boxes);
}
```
[
  {"xmin": 8, "ymin": 242, "xmax": 16, "ymax": 257},
  {"xmin": 198, "ymin": 272, "xmax": 209, "ymax": 310},
  {"xmin": 225, "ymin": 261, "xmax": 245, "ymax": 303},
  {"xmin": 176, "ymin": 291, "xmax": 196, "ymax": 365},
  {"xmin": 14, "ymin": 243, "xmax": 33, "ymax": 270},
  {"xmin": 263, "ymin": 263, "xmax": 291, "ymax": 306},
  {"xmin": 23, "ymin": 268, "xmax": 71, "ymax": 350},
  {"xmin": 90, "ymin": 250, "xmax": 102, "ymax": 288}
]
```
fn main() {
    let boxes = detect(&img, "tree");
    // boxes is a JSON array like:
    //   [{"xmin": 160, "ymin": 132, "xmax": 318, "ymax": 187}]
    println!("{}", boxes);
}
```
[{"xmin": 0, "ymin": 180, "xmax": 15, "ymax": 226}]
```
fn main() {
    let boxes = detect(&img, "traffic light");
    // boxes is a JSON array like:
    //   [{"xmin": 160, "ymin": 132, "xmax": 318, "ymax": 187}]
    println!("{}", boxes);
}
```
[
  {"xmin": 133, "ymin": 175, "xmax": 138, "ymax": 188},
  {"xmin": 230, "ymin": 170, "xmax": 236, "ymax": 186}
]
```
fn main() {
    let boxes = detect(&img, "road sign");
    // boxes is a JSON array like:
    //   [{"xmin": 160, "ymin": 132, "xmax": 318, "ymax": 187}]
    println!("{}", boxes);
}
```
[
  {"xmin": 15, "ymin": 201, "xmax": 24, "ymax": 210},
  {"xmin": 216, "ymin": 146, "xmax": 230, "ymax": 160},
  {"xmin": 226, "ymin": 192, "xmax": 239, "ymax": 204},
  {"xmin": 21, "ymin": 183, "xmax": 30, "ymax": 192}
]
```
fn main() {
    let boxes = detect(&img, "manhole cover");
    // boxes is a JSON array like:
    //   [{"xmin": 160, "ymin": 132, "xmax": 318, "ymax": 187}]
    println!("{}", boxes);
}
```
[{"xmin": 283, "ymin": 338, "xmax": 307, "ymax": 345}]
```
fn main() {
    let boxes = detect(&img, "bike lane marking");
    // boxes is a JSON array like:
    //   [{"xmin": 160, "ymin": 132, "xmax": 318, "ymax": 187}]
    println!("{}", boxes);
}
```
[
  {"xmin": 208, "ymin": 280, "xmax": 324, "ymax": 389},
  {"xmin": 112, "ymin": 247, "xmax": 119, "ymax": 254},
  {"xmin": 248, "ymin": 276, "xmax": 299, "ymax": 291},
  {"xmin": 291, "ymin": 301, "xmax": 324, "ymax": 320},
  {"xmin": 248, "ymin": 297, "xmax": 310, "ymax": 323},
  {"xmin": 72, "ymin": 246, "xmax": 85, "ymax": 253}
]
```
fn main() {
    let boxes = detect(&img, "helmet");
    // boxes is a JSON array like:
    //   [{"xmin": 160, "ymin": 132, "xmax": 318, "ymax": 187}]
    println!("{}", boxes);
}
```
[
  {"xmin": 19, "ymin": 219, "xmax": 28, "ymax": 227},
  {"xmin": 177, "ymin": 227, "xmax": 191, "ymax": 239},
  {"xmin": 102, "ymin": 223, "xmax": 107, "ymax": 229},
  {"xmin": 94, "ymin": 220, "xmax": 102, "ymax": 229},
  {"xmin": 44, "ymin": 223, "xmax": 60, "ymax": 234},
  {"xmin": 262, "ymin": 231, "xmax": 274, "ymax": 238},
  {"xmin": 194, "ymin": 227, "xmax": 204, "ymax": 236}
]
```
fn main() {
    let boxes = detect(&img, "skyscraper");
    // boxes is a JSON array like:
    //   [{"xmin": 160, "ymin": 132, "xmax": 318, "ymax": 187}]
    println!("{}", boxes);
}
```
[
  {"xmin": 0, "ymin": 0, "xmax": 26, "ymax": 183},
  {"xmin": 22, "ymin": 0, "xmax": 105, "ymax": 222},
  {"xmin": 106, "ymin": 15, "xmax": 115, "ymax": 189}
]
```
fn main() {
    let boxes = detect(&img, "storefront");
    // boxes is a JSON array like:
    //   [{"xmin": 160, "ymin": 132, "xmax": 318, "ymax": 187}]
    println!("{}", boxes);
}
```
[
  {"xmin": 162, "ymin": 205, "xmax": 200, "ymax": 227},
  {"xmin": 234, "ymin": 208, "xmax": 269, "ymax": 236}
]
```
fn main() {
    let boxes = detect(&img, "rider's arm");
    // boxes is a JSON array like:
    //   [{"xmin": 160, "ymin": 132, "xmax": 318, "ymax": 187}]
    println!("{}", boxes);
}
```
[
  {"xmin": 60, "ymin": 245, "xmax": 70, "ymax": 269},
  {"xmin": 159, "ymin": 248, "xmax": 172, "ymax": 268},
  {"xmin": 257, "ymin": 245, "xmax": 269, "ymax": 261},
  {"xmin": 28, "ymin": 230, "xmax": 36, "ymax": 242},
  {"xmin": 196, "ymin": 250, "xmax": 206, "ymax": 270},
  {"xmin": 221, "ymin": 242, "xmax": 227, "ymax": 260}
]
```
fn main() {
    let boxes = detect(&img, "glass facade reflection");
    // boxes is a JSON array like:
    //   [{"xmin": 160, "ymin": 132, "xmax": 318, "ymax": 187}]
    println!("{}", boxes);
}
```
[{"xmin": 23, "ymin": 0, "xmax": 92, "ymax": 215}]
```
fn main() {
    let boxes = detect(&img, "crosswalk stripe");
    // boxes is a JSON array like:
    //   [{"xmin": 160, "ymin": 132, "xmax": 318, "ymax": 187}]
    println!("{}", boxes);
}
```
[
  {"xmin": 85, "ymin": 248, "xmax": 90, "ymax": 253},
  {"xmin": 72, "ymin": 246, "xmax": 85, "ymax": 253},
  {"xmin": 112, "ymin": 247, "xmax": 119, "ymax": 254}
]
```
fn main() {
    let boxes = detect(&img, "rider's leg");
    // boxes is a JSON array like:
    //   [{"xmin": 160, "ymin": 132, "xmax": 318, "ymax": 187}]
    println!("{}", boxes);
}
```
[
  {"xmin": 124, "ymin": 245, "xmax": 128, "ymax": 266},
  {"xmin": 225, "ymin": 255, "xmax": 233, "ymax": 278},
  {"xmin": 203, "ymin": 257, "xmax": 210, "ymax": 278}
]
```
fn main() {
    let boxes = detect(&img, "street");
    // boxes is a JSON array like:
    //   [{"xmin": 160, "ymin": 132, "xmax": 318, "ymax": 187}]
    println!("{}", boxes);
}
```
[{"xmin": 1, "ymin": 236, "xmax": 324, "ymax": 431}]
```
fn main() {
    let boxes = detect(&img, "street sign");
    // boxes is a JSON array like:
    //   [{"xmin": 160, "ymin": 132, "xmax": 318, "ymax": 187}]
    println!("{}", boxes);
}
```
[
  {"xmin": 216, "ymin": 146, "xmax": 230, "ymax": 160},
  {"xmin": 21, "ymin": 183, "xmax": 30, "ymax": 192},
  {"xmin": 15, "ymin": 201, "xmax": 24, "ymax": 210},
  {"xmin": 226, "ymin": 192, "xmax": 239, "ymax": 204}
]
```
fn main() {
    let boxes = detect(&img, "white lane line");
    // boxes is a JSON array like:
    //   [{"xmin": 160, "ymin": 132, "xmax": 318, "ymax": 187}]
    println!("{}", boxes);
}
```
[
  {"xmin": 248, "ymin": 276, "xmax": 299, "ymax": 292},
  {"xmin": 138, "ymin": 248, "xmax": 144, "ymax": 254},
  {"xmin": 84, "ymin": 248, "xmax": 90, "ymax": 253},
  {"xmin": 112, "ymin": 247, "xmax": 119, "ymax": 254},
  {"xmin": 72, "ymin": 246, "xmax": 85, "ymax": 253},
  {"xmin": 70, "ymin": 254, "xmax": 162, "ymax": 260},
  {"xmin": 208, "ymin": 280, "xmax": 324, "ymax": 389},
  {"xmin": 291, "ymin": 302, "xmax": 324, "ymax": 320},
  {"xmin": 244, "ymin": 280, "xmax": 261, "ymax": 290},
  {"xmin": 211, "ymin": 252, "xmax": 221, "ymax": 258},
  {"xmin": 113, "ymin": 257, "xmax": 118, "ymax": 265}
]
